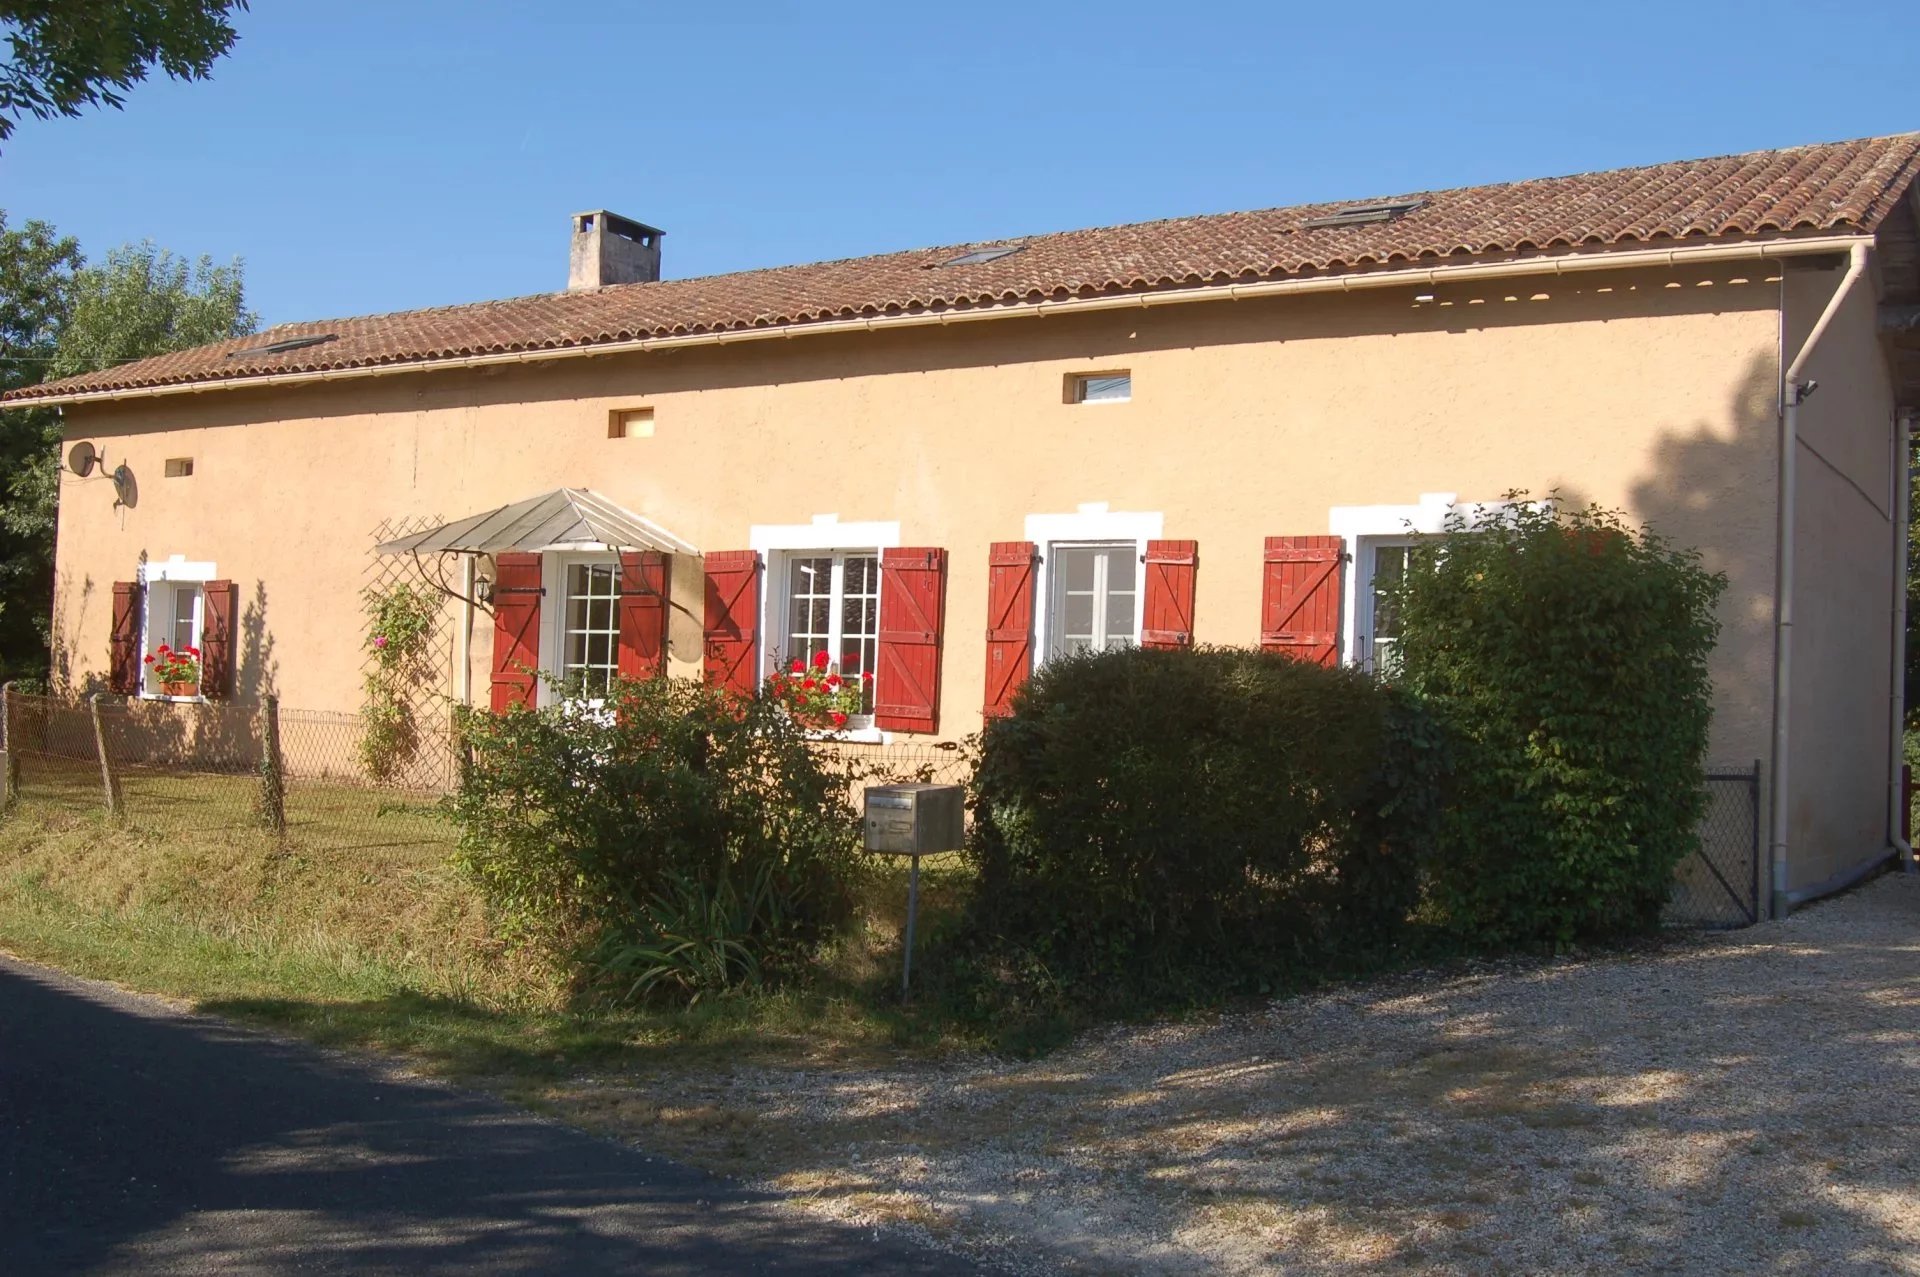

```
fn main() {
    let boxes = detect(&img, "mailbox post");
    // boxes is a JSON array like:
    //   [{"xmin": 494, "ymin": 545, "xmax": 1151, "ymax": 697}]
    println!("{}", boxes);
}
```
[{"xmin": 863, "ymin": 782, "xmax": 965, "ymax": 998}]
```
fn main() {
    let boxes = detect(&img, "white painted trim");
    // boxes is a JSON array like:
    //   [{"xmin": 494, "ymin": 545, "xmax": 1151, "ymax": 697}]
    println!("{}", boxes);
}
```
[
  {"xmin": 1328, "ymin": 492, "xmax": 1548, "ymax": 665},
  {"xmin": 1329, "ymin": 494, "xmax": 1458, "ymax": 669},
  {"xmin": 749, "ymin": 516, "xmax": 902, "ymax": 742},
  {"xmin": 141, "ymin": 555, "xmax": 216, "ymax": 584},
  {"xmin": 1024, "ymin": 503, "xmax": 1164, "ymax": 666}
]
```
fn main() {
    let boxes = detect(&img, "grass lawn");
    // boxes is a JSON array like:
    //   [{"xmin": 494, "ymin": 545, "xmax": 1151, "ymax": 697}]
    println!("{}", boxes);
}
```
[{"xmin": 0, "ymin": 774, "xmax": 983, "ymax": 1097}]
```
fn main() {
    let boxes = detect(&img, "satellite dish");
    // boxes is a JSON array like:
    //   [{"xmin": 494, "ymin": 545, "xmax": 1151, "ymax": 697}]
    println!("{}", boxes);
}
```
[{"xmin": 67, "ymin": 441, "xmax": 99, "ymax": 477}]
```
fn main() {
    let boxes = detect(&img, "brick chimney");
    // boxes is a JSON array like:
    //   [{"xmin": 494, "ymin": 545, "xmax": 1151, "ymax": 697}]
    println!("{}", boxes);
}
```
[{"xmin": 568, "ymin": 211, "xmax": 663, "ymax": 290}]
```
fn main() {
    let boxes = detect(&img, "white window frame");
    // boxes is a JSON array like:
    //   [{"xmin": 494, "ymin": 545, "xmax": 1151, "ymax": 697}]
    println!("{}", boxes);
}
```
[
  {"xmin": 538, "ymin": 550, "xmax": 622, "ymax": 708},
  {"xmin": 1025, "ymin": 504, "xmax": 1163, "ymax": 668},
  {"xmin": 1329, "ymin": 492, "xmax": 1544, "ymax": 669},
  {"xmin": 751, "ymin": 516, "xmax": 901, "ymax": 743},
  {"xmin": 138, "ymin": 555, "xmax": 216, "ymax": 701}
]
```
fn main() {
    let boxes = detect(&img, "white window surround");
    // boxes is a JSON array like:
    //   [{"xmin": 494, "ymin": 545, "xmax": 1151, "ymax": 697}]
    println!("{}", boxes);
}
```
[
  {"xmin": 1329, "ymin": 492, "xmax": 1544, "ymax": 667},
  {"xmin": 1025, "ymin": 504, "xmax": 1164, "ymax": 669},
  {"xmin": 138, "ymin": 555, "xmax": 217, "ymax": 701},
  {"xmin": 749, "ymin": 516, "xmax": 902, "ymax": 744}
]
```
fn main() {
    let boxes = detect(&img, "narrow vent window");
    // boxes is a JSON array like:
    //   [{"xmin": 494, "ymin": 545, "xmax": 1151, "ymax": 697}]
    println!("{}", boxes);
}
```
[
  {"xmin": 1302, "ymin": 199, "xmax": 1426, "ymax": 229},
  {"xmin": 228, "ymin": 333, "xmax": 338, "ymax": 357},
  {"xmin": 1068, "ymin": 372, "xmax": 1131, "ymax": 404},
  {"xmin": 164, "ymin": 457, "xmax": 194, "ymax": 478},
  {"xmin": 934, "ymin": 245, "xmax": 1025, "ymax": 268},
  {"xmin": 608, "ymin": 407, "xmax": 655, "ymax": 439}
]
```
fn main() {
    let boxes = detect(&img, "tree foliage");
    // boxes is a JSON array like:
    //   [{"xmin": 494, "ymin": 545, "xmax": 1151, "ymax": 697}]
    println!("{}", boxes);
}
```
[
  {"xmin": 0, "ymin": 0, "xmax": 247, "ymax": 146},
  {"xmin": 0, "ymin": 224, "xmax": 256, "ymax": 679},
  {"xmin": 1390, "ymin": 497, "xmax": 1726, "ymax": 946}
]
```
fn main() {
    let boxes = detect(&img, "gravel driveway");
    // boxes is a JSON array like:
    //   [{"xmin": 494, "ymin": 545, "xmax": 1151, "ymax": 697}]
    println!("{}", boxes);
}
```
[{"xmin": 559, "ymin": 872, "xmax": 1920, "ymax": 1275}]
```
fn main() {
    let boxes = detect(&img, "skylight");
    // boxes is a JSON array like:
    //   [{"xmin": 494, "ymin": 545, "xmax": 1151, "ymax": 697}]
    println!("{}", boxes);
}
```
[
  {"xmin": 1302, "ymin": 199, "xmax": 1427, "ymax": 229},
  {"xmin": 936, "ymin": 245, "xmax": 1025, "ymax": 267},
  {"xmin": 229, "ymin": 334, "xmax": 338, "ymax": 357}
]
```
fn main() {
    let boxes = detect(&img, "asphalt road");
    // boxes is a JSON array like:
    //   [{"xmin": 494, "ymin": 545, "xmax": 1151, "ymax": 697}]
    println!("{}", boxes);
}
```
[{"xmin": 0, "ymin": 955, "xmax": 980, "ymax": 1275}]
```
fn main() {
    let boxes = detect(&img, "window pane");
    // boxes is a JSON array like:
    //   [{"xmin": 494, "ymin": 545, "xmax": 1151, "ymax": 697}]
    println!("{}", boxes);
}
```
[
  {"xmin": 1057, "ymin": 546, "xmax": 1097, "ymax": 593},
  {"xmin": 1372, "ymin": 545, "xmax": 1409, "ymax": 641},
  {"xmin": 1103, "ymin": 546, "xmax": 1137, "ymax": 593},
  {"xmin": 1077, "ymin": 374, "xmax": 1131, "ymax": 403},
  {"xmin": 1104, "ymin": 587, "xmax": 1135, "ymax": 642},
  {"xmin": 1062, "ymin": 590, "xmax": 1094, "ymax": 638},
  {"xmin": 171, "ymin": 586, "xmax": 201, "ymax": 650}
]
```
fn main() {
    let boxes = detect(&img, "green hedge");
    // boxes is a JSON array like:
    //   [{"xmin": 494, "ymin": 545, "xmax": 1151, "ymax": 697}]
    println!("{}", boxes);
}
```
[
  {"xmin": 449, "ymin": 677, "xmax": 863, "ymax": 1005},
  {"xmin": 951, "ymin": 646, "xmax": 1446, "ymax": 1015},
  {"xmin": 1389, "ymin": 498, "xmax": 1726, "ymax": 946}
]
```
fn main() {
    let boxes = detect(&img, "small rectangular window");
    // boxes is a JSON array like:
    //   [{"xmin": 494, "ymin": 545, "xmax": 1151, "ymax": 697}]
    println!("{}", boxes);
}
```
[
  {"xmin": 608, "ymin": 407, "xmax": 655, "ymax": 439},
  {"xmin": 1068, "ymin": 372, "xmax": 1131, "ymax": 404},
  {"xmin": 164, "ymin": 458, "xmax": 194, "ymax": 477}
]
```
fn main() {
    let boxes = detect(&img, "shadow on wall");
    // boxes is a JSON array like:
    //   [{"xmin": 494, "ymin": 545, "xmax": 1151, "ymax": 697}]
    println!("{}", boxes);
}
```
[{"xmin": 1627, "ymin": 351, "xmax": 1781, "ymax": 761}]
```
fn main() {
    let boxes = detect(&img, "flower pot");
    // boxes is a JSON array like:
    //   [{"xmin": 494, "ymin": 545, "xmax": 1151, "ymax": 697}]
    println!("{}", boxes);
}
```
[{"xmin": 159, "ymin": 680, "xmax": 199, "ymax": 698}]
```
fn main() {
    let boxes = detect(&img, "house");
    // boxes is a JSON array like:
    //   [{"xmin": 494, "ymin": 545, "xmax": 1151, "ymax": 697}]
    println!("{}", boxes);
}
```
[{"xmin": 9, "ymin": 133, "xmax": 1920, "ymax": 916}]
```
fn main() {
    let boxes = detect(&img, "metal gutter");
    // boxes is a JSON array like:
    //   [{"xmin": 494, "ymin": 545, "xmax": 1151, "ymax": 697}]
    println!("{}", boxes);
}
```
[{"xmin": 12, "ymin": 233, "xmax": 1876, "ymax": 410}]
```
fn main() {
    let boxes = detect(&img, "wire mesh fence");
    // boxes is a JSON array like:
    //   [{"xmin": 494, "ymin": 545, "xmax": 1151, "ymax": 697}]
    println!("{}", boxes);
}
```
[
  {"xmin": 0, "ymin": 685, "xmax": 1768, "ymax": 929},
  {"xmin": 0, "ymin": 688, "xmax": 456, "ymax": 853},
  {"xmin": 1666, "ymin": 763, "xmax": 1762, "ymax": 928}
]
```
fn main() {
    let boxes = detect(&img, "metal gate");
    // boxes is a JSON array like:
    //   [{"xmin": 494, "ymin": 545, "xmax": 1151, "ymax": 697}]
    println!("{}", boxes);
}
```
[{"xmin": 1666, "ymin": 762, "xmax": 1762, "ymax": 928}]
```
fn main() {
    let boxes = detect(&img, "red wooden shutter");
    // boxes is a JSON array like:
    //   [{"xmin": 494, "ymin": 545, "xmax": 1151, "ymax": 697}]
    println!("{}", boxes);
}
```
[
  {"xmin": 1261, "ymin": 536, "xmax": 1345, "ymax": 666},
  {"xmin": 876, "ymin": 547, "xmax": 947, "ymax": 734},
  {"xmin": 489, "ymin": 552, "xmax": 543, "ymax": 711},
  {"xmin": 617, "ymin": 551, "xmax": 670, "ymax": 681},
  {"xmin": 983, "ymin": 541, "xmax": 1038, "ymax": 719},
  {"xmin": 201, "ymin": 580, "xmax": 238, "ymax": 699},
  {"xmin": 702, "ymin": 550, "xmax": 761, "ymax": 697},
  {"xmin": 1141, "ymin": 540, "xmax": 1198, "ymax": 649},
  {"xmin": 109, "ymin": 581, "xmax": 143, "ymax": 694}
]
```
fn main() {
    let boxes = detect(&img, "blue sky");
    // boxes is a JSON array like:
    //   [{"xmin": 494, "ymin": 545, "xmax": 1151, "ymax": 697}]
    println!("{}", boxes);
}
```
[{"xmin": 3, "ymin": 1, "xmax": 1913, "ymax": 328}]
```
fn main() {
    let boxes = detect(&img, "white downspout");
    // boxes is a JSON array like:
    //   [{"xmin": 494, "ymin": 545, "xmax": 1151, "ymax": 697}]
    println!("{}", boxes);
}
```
[
  {"xmin": 1896, "ymin": 408, "xmax": 1918, "ymax": 873},
  {"xmin": 1770, "ymin": 242, "xmax": 1873, "ymax": 918}
]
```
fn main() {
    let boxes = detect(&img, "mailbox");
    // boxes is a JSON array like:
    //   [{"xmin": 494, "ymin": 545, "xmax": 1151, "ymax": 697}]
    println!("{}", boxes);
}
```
[{"xmin": 863, "ymin": 783, "xmax": 965, "ymax": 855}]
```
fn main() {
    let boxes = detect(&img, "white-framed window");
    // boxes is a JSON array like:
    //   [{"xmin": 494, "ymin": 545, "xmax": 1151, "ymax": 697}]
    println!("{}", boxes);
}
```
[
  {"xmin": 751, "ymin": 516, "xmax": 903, "ymax": 742},
  {"xmin": 139, "ymin": 555, "xmax": 216, "ymax": 700},
  {"xmin": 1026, "ymin": 504, "xmax": 1162, "ymax": 668},
  {"xmin": 1045, "ymin": 543, "xmax": 1139, "ymax": 660},
  {"xmin": 540, "ymin": 552, "xmax": 621, "ymax": 703},
  {"xmin": 1356, "ymin": 539, "xmax": 1413, "ymax": 674},
  {"xmin": 776, "ymin": 550, "xmax": 881, "ymax": 717}
]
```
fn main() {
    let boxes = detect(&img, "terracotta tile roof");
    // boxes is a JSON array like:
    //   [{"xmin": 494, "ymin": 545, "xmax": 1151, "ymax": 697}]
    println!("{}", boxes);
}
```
[{"xmin": 12, "ymin": 131, "xmax": 1919, "ymax": 405}]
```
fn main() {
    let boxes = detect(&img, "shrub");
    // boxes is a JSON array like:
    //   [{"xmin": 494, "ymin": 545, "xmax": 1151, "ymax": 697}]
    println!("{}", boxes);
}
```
[
  {"xmin": 448, "ymin": 676, "xmax": 864, "ymax": 1004},
  {"xmin": 1389, "ymin": 497, "xmax": 1726, "ymax": 946},
  {"xmin": 951, "ymin": 646, "xmax": 1446, "ymax": 1015},
  {"xmin": 358, "ymin": 582, "xmax": 442, "ymax": 784}
]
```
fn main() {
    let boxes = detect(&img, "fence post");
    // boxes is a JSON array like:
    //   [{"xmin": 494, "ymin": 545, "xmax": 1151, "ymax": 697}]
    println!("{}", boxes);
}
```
[
  {"xmin": 257, "ymin": 694, "xmax": 287, "ymax": 834},
  {"xmin": 88, "ymin": 692, "xmax": 124, "ymax": 820},
  {"xmin": 1, "ymin": 682, "xmax": 18, "ymax": 812}
]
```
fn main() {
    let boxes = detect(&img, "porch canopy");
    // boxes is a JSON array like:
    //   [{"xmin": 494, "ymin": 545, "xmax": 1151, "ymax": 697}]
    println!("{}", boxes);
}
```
[{"xmin": 375, "ymin": 488, "xmax": 698, "ymax": 557}]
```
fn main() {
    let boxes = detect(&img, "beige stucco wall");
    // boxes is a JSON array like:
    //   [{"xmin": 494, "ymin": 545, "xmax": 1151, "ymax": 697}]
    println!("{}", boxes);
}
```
[
  {"xmin": 53, "ymin": 262, "xmax": 1784, "ymax": 781},
  {"xmin": 1781, "ymin": 261, "xmax": 1901, "ymax": 895}
]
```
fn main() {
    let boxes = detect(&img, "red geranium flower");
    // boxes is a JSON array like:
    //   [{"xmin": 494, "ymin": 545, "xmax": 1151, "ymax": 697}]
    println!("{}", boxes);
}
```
[
  {"xmin": 862, "ymin": 671, "xmax": 874, "ymax": 682},
  {"xmin": 811, "ymin": 650, "xmax": 830, "ymax": 670},
  {"xmin": 789, "ymin": 658, "xmax": 805, "ymax": 674},
  {"xmin": 825, "ymin": 673, "xmax": 842, "ymax": 688},
  {"xmin": 801, "ymin": 678, "xmax": 816, "ymax": 691},
  {"xmin": 830, "ymin": 711, "xmax": 848, "ymax": 727},
  {"xmin": 143, "ymin": 654, "xmax": 155, "ymax": 665},
  {"xmin": 157, "ymin": 644, "xmax": 171, "ymax": 654}
]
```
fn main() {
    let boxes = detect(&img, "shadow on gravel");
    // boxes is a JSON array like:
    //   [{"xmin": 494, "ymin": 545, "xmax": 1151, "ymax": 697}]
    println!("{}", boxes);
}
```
[{"xmin": 0, "ymin": 961, "xmax": 974, "ymax": 1276}]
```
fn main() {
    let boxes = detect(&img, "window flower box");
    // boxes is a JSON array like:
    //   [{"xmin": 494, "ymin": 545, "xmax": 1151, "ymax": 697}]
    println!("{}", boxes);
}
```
[
  {"xmin": 144, "ymin": 644, "xmax": 203, "ymax": 699},
  {"xmin": 765, "ymin": 650, "xmax": 870, "ymax": 732}
]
